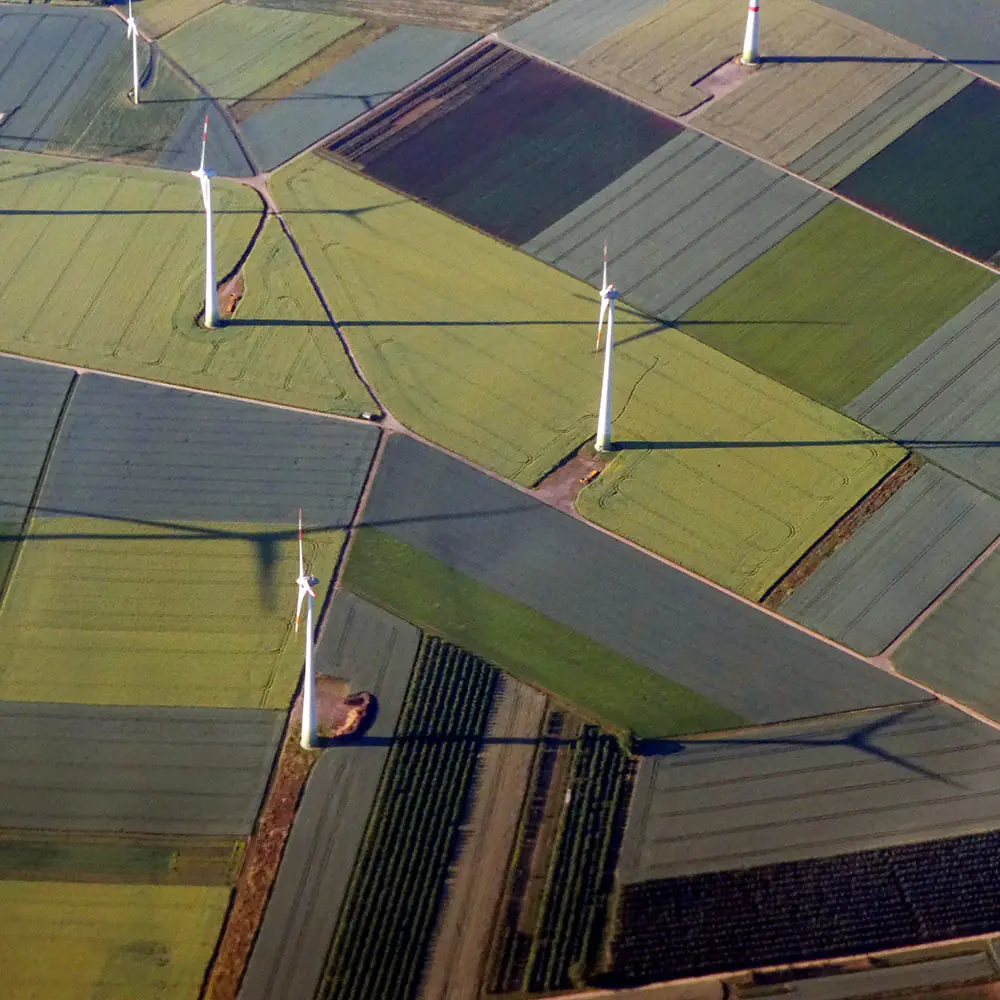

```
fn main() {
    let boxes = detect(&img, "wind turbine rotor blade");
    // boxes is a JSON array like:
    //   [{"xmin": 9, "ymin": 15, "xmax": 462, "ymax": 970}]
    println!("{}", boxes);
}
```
[
  {"xmin": 602, "ymin": 241, "xmax": 608, "ymax": 291},
  {"xmin": 298, "ymin": 508, "xmax": 305, "ymax": 579},
  {"xmin": 597, "ymin": 293, "xmax": 609, "ymax": 349},
  {"xmin": 199, "ymin": 114, "xmax": 209, "ymax": 172},
  {"xmin": 295, "ymin": 585, "xmax": 306, "ymax": 632}
]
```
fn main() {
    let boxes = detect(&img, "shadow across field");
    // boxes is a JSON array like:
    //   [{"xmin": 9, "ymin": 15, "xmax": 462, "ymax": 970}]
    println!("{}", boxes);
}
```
[
  {"xmin": 639, "ymin": 704, "xmax": 957, "ymax": 786},
  {"xmin": 763, "ymin": 55, "xmax": 1000, "ymax": 65},
  {"xmin": 613, "ymin": 438, "xmax": 1000, "ymax": 450}
]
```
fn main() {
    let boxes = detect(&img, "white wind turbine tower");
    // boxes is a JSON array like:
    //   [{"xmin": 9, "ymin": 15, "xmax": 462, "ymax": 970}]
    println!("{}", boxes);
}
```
[
  {"xmin": 126, "ymin": 0, "xmax": 140, "ymax": 105},
  {"xmin": 295, "ymin": 509, "xmax": 319, "ymax": 750},
  {"xmin": 595, "ymin": 242, "xmax": 619, "ymax": 453},
  {"xmin": 191, "ymin": 115, "xmax": 220, "ymax": 328},
  {"xmin": 741, "ymin": 0, "xmax": 760, "ymax": 65}
]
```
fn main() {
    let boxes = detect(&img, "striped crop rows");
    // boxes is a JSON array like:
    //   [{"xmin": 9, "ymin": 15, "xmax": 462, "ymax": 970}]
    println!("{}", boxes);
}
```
[
  {"xmin": 318, "ymin": 636, "xmax": 498, "ymax": 1000},
  {"xmin": 526, "ymin": 725, "xmax": 632, "ymax": 992}
]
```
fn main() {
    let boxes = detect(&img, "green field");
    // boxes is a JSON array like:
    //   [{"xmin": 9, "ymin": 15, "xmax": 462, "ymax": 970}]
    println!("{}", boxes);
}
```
[
  {"xmin": 161, "ymin": 5, "xmax": 362, "ymax": 103},
  {"xmin": 343, "ymin": 529, "xmax": 744, "ymax": 737},
  {"xmin": 678, "ymin": 201, "xmax": 996, "ymax": 408},
  {"xmin": 138, "ymin": 0, "xmax": 222, "ymax": 37},
  {"xmin": 50, "ymin": 46, "xmax": 198, "ymax": 164},
  {"xmin": 576, "ymin": 332, "xmax": 904, "ymax": 598},
  {"xmin": 0, "ymin": 153, "xmax": 372, "ymax": 414},
  {"xmin": 0, "ymin": 881, "xmax": 228, "ymax": 1000},
  {"xmin": 0, "ymin": 518, "xmax": 343, "ymax": 708}
]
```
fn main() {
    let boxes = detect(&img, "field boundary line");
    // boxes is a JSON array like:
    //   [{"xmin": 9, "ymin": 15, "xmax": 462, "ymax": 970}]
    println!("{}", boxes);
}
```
[
  {"xmin": 0, "ymin": 370, "xmax": 78, "ymax": 612},
  {"xmin": 0, "ymin": 347, "xmax": 377, "ymax": 427},
  {"xmin": 495, "ymin": 34, "xmax": 1000, "ymax": 281}
]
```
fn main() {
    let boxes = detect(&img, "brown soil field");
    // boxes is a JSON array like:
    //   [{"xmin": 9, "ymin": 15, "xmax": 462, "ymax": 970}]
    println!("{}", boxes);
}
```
[
  {"xmin": 420, "ymin": 676, "xmax": 547, "ymax": 1000},
  {"xmin": 574, "ymin": 0, "xmax": 940, "ymax": 166},
  {"xmin": 763, "ymin": 455, "xmax": 921, "ymax": 610}
]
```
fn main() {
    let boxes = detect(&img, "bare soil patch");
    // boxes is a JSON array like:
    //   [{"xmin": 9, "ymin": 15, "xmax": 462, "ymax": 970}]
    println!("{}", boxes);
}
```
[
  {"xmin": 421, "ymin": 676, "xmax": 548, "ymax": 1000},
  {"xmin": 762, "ymin": 455, "xmax": 921, "ymax": 611},
  {"xmin": 218, "ymin": 270, "xmax": 245, "ymax": 319},
  {"xmin": 533, "ymin": 445, "xmax": 610, "ymax": 513}
]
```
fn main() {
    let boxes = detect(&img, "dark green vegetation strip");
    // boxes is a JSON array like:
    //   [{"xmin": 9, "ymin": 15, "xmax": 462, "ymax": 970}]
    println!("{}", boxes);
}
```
[
  {"xmin": 345, "ymin": 529, "xmax": 743, "ymax": 738},
  {"xmin": 358, "ymin": 434, "xmax": 925, "ymax": 727},
  {"xmin": 0, "ymin": 356, "xmax": 73, "ymax": 587},
  {"xmin": 847, "ymin": 282, "xmax": 1000, "ymax": 499},
  {"xmin": 836, "ymin": 82, "xmax": 1000, "ymax": 262},
  {"xmin": 526, "ymin": 726, "xmax": 631, "ymax": 992},
  {"xmin": 781, "ymin": 465, "xmax": 1000, "ymax": 656},
  {"xmin": 330, "ymin": 41, "xmax": 679, "ymax": 245},
  {"xmin": 618, "ymin": 704, "xmax": 1000, "ymax": 882},
  {"xmin": 608, "ymin": 828, "xmax": 1000, "ymax": 985},
  {"xmin": 0, "ymin": 832, "xmax": 242, "ymax": 886},
  {"xmin": 0, "ymin": 8, "xmax": 119, "ymax": 153},
  {"xmin": 895, "ymin": 546, "xmax": 1000, "ymax": 721},
  {"xmin": 240, "ymin": 593, "xmax": 420, "ymax": 1000},
  {"xmin": 40, "ymin": 373, "xmax": 378, "ymax": 525},
  {"xmin": 0, "ymin": 702, "xmax": 283, "ymax": 835},
  {"xmin": 678, "ymin": 201, "xmax": 996, "ymax": 408},
  {"xmin": 319, "ymin": 637, "xmax": 498, "ymax": 1000}
]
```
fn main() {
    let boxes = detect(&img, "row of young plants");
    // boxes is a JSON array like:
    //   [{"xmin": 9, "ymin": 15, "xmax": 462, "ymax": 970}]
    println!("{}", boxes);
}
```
[
  {"xmin": 523, "ymin": 725, "xmax": 633, "ymax": 993},
  {"xmin": 317, "ymin": 636, "xmax": 498, "ymax": 1000}
]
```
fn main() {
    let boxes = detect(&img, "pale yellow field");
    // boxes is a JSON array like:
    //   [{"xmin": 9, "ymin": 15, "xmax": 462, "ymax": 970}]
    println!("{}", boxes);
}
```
[
  {"xmin": 0, "ymin": 881, "xmax": 229, "ymax": 1000},
  {"xmin": 575, "ymin": 0, "xmax": 943, "ymax": 166}
]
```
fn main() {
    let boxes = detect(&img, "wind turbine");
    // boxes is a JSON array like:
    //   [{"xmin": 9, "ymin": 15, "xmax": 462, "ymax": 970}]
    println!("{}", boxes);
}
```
[
  {"xmin": 126, "ymin": 0, "xmax": 140, "ymax": 105},
  {"xmin": 191, "ymin": 115, "xmax": 219, "ymax": 329},
  {"xmin": 741, "ymin": 0, "xmax": 760, "ymax": 65},
  {"xmin": 595, "ymin": 242, "xmax": 618, "ymax": 453},
  {"xmin": 295, "ymin": 509, "xmax": 319, "ymax": 750}
]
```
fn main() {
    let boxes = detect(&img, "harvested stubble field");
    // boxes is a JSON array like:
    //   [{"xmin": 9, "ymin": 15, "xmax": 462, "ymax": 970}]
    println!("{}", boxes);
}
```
[
  {"xmin": 570, "ymin": 0, "xmax": 941, "ymax": 167},
  {"xmin": 678, "ymin": 201, "xmax": 995, "ymax": 409},
  {"xmin": 0, "ymin": 517, "xmax": 343, "ymax": 707},
  {"xmin": 329, "ymin": 41, "xmax": 680, "ymax": 245},
  {"xmin": 0, "ymin": 881, "xmax": 229, "ymax": 1000},
  {"xmin": 836, "ymin": 82, "xmax": 1000, "ymax": 262},
  {"xmin": 345, "ymin": 529, "xmax": 745, "ymax": 738},
  {"xmin": 574, "ymin": 330, "xmax": 902, "ymax": 599},
  {"xmin": 49, "ymin": 47, "xmax": 200, "ymax": 165},
  {"xmin": 161, "ymin": 4, "xmax": 362, "ymax": 103},
  {"xmin": 0, "ymin": 154, "xmax": 373, "ymax": 413}
]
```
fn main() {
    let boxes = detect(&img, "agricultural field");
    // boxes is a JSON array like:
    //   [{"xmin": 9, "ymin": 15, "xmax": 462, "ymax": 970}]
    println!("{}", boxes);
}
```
[
  {"xmin": 836, "ymin": 82, "xmax": 1000, "ymax": 262},
  {"xmin": 619, "ymin": 703, "xmax": 1000, "ymax": 883},
  {"xmin": 240, "ymin": 24, "xmax": 479, "ymax": 173},
  {"xmin": 566, "ymin": 0, "xmax": 947, "ymax": 168},
  {"xmin": 318, "ymin": 637, "xmax": 498, "ymax": 1000},
  {"xmin": 0, "ymin": 881, "xmax": 229, "ymax": 1000},
  {"xmin": 608, "ymin": 828, "xmax": 1000, "ymax": 984},
  {"xmin": 329, "ymin": 41, "xmax": 681, "ymax": 245},
  {"xmin": 573, "ymin": 329, "xmax": 902, "ymax": 599},
  {"xmin": 894, "ymin": 546, "xmax": 1000, "ymax": 722},
  {"xmin": 160, "ymin": 5, "xmax": 363, "ymax": 104},
  {"xmin": 0, "ymin": 7, "xmax": 120, "ymax": 154},
  {"xmin": 239, "ymin": 593, "xmax": 420, "ymax": 1000},
  {"xmin": 525, "ymin": 725, "xmax": 632, "ymax": 992},
  {"xmin": 0, "ymin": 357, "xmax": 73, "ymax": 586},
  {"xmin": 780, "ymin": 465, "xmax": 1000, "ymax": 655},
  {"xmin": 350, "ymin": 434, "xmax": 925, "ymax": 729},
  {"xmin": 677, "ymin": 201, "xmax": 996, "ymax": 409},
  {"xmin": 0, "ymin": 153, "xmax": 376, "ymax": 413},
  {"xmin": 49, "ymin": 47, "xmax": 200, "ymax": 165},
  {"xmin": 137, "ymin": 0, "xmax": 222, "ymax": 38},
  {"xmin": 848, "ymin": 283, "xmax": 1000, "ymax": 498}
]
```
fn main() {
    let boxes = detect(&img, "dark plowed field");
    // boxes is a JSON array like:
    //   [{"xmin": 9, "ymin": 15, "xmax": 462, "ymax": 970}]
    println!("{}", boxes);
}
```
[
  {"xmin": 836, "ymin": 81, "xmax": 1000, "ymax": 261},
  {"xmin": 610, "ymin": 828, "xmax": 1000, "ymax": 984},
  {"xmin": 327, "ymin": 40, "xmax": 680, "ymax": 244}
]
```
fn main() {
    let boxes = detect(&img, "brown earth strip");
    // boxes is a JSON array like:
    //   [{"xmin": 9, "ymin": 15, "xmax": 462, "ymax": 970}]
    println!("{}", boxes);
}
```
[
  {"xmin": 230, "ymin": 23, "xmax": 394, "ymax": 125},
  {"xmin": 420, "ymin": 676, "xmax": 548, "ymax": 1000},
  {"xmin": 762, "ymin": 455, "xmax": 921, "ymax": 611}
]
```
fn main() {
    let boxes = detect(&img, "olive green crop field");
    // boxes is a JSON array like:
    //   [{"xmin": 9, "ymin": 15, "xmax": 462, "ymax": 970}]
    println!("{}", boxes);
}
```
[
  {"xmin": 49, "ymin": 46, "xmax": 198, "ymax": 164},
  {"xmin": 161, "ymin": 5, "xmax": 362, "ymax": 103},
  {"xmin": 0, "ymin": 881, "xmax": 228, "ymax": 1000},
  {"xmin": 0, "ymin": 518, "xmax": 343, "ymax": 708},
  {"xmin": 0, "ymin": 154, "xmax": 372, "ymax": 414},
  {"xmin": 277, "ymin": 156, "xmax": 905, "ymax": 593},
  {"xmin": 138, "ymin": 0, "xmax": 222, "ymax": 38},
  {"xmin": 678, "ymin": 201, "xmax": 996, "ymax": 409},
  {"xmin": 575, "ymin": 331, "xmax": 903, "ymax": 599},
  {"xmin": 344, "ymin": 528, "xmax": 745, "ymax": 737}
]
